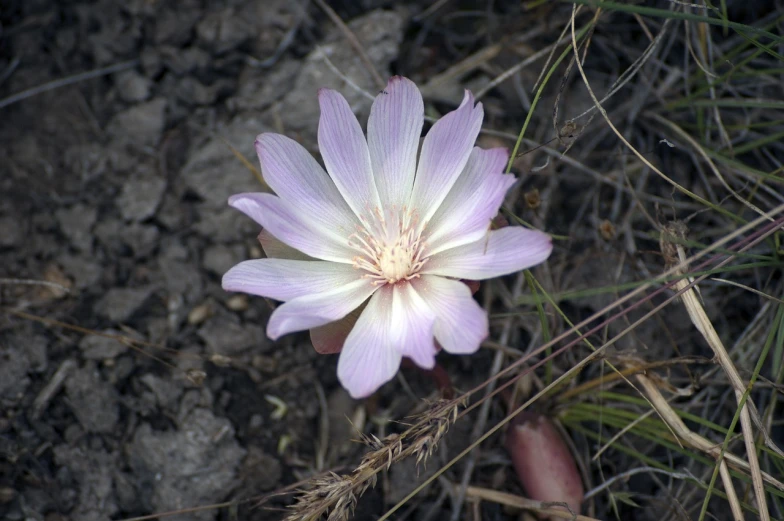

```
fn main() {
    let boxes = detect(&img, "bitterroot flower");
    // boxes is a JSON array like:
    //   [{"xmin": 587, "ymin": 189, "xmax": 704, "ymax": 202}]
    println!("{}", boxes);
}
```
[{"xmin": 222, "ymin": 76, "xmax": 552, "ymax": 398}]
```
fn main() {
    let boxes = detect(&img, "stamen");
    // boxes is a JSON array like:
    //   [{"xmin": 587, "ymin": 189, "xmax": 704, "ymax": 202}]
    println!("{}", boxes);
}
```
[{"xmin": 349, "ymin": 206, "xmax": 429, "ymax": 285}]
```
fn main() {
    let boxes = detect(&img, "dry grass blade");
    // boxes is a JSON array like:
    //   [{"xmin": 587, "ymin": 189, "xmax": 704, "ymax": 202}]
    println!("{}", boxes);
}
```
[
  {"xmin": 465, "ymin": 486, "xmax": 602, "ymax": 521},
  {"xmin": 661, "ymin": 223, "xmax": 775, "ymax": 520},
  {"xmin": 635, "ymin": 374, "xmax": 745, "ymax": 521}
]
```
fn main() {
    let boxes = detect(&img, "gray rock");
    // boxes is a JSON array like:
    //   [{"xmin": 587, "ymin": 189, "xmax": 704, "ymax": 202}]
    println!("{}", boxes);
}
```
[
  {"xmin": 228, "ymin": 59, "xmax": 299, "ymax": 113},
  {"xmin": 56, "ymin": 204, "xmax": 97, "ymax": 252},
  {"xmin": 159, "ymin": 45, "xmax": 210, "ymax": 76},
  {"xmin": 0, "ymin": 216, "xmax": 22, "ymax": 247},
  {"xmin": 115, "ymin": 70, "xmax": 152, "ymax": 102},
  {"xmin": 0, "ymin": 344, "xmax": 30, "ymax": 406},
  {"xmin": 107, "ymin": 98, "xmax": 167, "ymax": 146},
  {"xmin": 156, "ymin": 193, "xmax": 188, "ymax": 230},
  {"xmin": 157, "ymin": 257, "xmax": 203, "ymax": 303},
  {"xmin": 139, "ymin": 372, "xmax": 183, "ymax": 411},
  {"xmin": 176, "ymin": 76, "xmax": 224, "ymax": 106},
  {"xmin": 140, "ymin": 46, "xmax": 163, "ymax": 78},
  {"xmin": 95, "ymin": 286, "xmax": 155, "ymax": 322},
  {"xmin": 193, "ymin": 205, "xmax": 258, "ymax": 243},
  {"xmin": 196, "ymin": 7, "xmax": 254, "ymax": 55},
  {"xmin": 79, "ymin": 330, "xmax": 128, "ymax": 360},
  {"xmin": 202, "ymin": 244, "xmax": 242, "ymax": 277},
  {"xmin": 25, "ymin": 334, "xmax": 49, "ymax": 373},
  {"xmin": 63, "ymin": 143, "xmax": 115, "ymax": 182},
  {"xmin": 243, "ymin": 446, "xmax": 282, "ymax": 491},
  {"xmin": 198, "ymin": 311, "xmax": 268, "ymax": 356},
  {"xmin": 123, "ymin": 223, "xmax": 160, "ymax": 257},
  {"xmin": 387, "ymin": 456, "xmax": 438, "ymax": 505},
  {"xmin": 279, "ymin": 10, "xmax": 404, "ymax": 143},
  {"xmin": 181, "ymin": 114, "xmax": 270, "ymax": 209},
  {"xmin": 65, "ymin": 366, "xmax": 119, "ymax": 433},
  {"xmin": 118, "ymin": 175, "xmax": 167, "ymax": 221},
  {"xmin": 59, "ymin": 254, "xmax": 103, "ymax": 290},
  {"xmin": 53, "ymin": 446, "xmax": 118, "ymax": 521},
  {"xmin": 154, "ymin": 5, "xmax": 200, "ymax": 46},
  {"xmin": 129, "ymin": 408, "xmax": 246, "ymax": 521},
  {"xmin": 241, "ymin": 0, "xmax": 297, "ymax": 57},
  {"xmin": 93, "ymin": 217, "xmax": 124, "ymax": 254}
]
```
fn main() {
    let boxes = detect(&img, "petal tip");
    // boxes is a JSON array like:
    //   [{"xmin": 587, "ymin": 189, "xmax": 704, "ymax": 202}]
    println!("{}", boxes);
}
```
[
  {"xmin": 227, "ymin": 193, "xmax": 245, "ymax": 207},
  {"xmin": 266, "ymin": 321, "xmax": 283, "ymax": 342},
  {"xmin": 228, "ymin": 192, "xmax": 258, "ymax": 210}
]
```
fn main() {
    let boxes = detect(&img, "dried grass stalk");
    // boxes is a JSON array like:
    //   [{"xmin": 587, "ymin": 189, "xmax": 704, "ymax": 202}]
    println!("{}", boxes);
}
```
[
  {"xmin": 660, "ymin": 222, "xmax": 774, "ymax": 520},
  {"xmin": 286, "ymin": 399, "xmax": 461, "ymax": 521}
]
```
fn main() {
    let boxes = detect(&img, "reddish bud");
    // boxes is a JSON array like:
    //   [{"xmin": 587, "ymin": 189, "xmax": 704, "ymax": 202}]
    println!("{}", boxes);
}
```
[{"xmin": 505, "ymin": 412, "xmax": 584, "ymax": 518}]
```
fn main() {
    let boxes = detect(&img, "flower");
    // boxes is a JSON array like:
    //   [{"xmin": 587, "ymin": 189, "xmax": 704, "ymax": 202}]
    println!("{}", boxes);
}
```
[{"xmin": 222, "ymin": 76, "xmax": 552, "ymax": 398}]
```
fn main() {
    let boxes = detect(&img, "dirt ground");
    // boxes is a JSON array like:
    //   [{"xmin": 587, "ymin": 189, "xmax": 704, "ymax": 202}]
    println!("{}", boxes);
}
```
[
  {"xmin": 2, "ymin": 1, "xmax": 782, "ymax": 520},
  {"xmin": 0, "ymin": 2, "xmax": 504, "ymax": 520}
]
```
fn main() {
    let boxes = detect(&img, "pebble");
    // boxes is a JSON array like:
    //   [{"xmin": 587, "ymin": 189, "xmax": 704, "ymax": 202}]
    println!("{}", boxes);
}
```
[
  {"xmin": 64, "ymin": 366, "xmax": 119, "ymax": 433},
  {"xmin": 79, "ymin": 331, "xmax": 128, "ymax": 360},
  {"xmin": 0, "ymin": 216, "xmax": 22, "ymax": 247},
  {"xmin": 115, "ymin": 70, "xmax": 152, "ymax": 102},
  {"xmin": 195, "ymin": 7, "xmax": 254, "ymax": 55},
  {"xmin": 107, "ymin": 98, "xmax": 167, "ymax": 146},
  {"xmin": 94, "ymin": 286, "xmax": 155, "ymax": 322},
  {"xmin": 225, "ymin": 294, "xmax": 248, "ymax": 311},
  {"xmin": 187, "ymin": 301, "xmax": 213, "ymax": 325},
  {"xmin": 56, "ymin": 204, "xmax": 97, "ymax": 252},
  {"xmin": 202, "ymin": 244, "xmax": 241, "ymax": 276},
  {"xmin": 117, "ymin": 175, "xmax": 167, "ymax": 221}
]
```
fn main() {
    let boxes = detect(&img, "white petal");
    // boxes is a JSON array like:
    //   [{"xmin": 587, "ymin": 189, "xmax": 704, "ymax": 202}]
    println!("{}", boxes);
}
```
[
  {"xmin": 222, "ymin": 259, "xmax": 361, "ymax": 301},
  {"xmin": 409, "ymin": 91, "xmax": 483, "ymax": 222},
  {"xmin": 423, "ymin": 227, "xmax": 552, "ymax": 280},
  {"xmin": 411, "ymin": 276, "xmax": 488, "ymax": 354},
  {"xmin": 367, "ymin": 77, "xmax": 424, "ymax": 208},
  {"xmin": 318, "ymin": 88, "xmax": 381, "ymax": 218},
  {"xmin": 256, "ymin": 133, "xmax": 359, "ymax": 234},
  {"xmin": 266, "ymin": 278, "xmax": 378, "ymax": 340},
  {"xmin": 426, "ymin": 147, "xmax": 515, "ymax": 255},
  {"xmin": 389, "ymin": 283, "xmax": 437, "ymax": 369},
  {"xmin": 337, "ymin": 287, "xmax": 402, "ymax": 398},
  {"xmin": 229, "ymin": 193, "xmax": 354, "ymax": 263}
]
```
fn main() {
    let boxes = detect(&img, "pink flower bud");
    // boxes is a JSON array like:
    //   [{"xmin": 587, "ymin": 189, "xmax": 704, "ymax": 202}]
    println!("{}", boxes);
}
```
[{"xmin": 505, "ymin": 412, "xmax": 584, "ymax": 518}]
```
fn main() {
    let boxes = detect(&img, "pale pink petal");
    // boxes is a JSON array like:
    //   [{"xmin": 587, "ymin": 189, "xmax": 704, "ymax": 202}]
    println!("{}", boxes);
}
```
[
  {"xmin": 266, "ymin": 278, "xmax": 378, "ymax": 340},
  {"xmin": 423, "ymin": 227, "xmax": 552, "ymax": 280},
  {"xmin": 409, "ymin": 91, "xmax": 483, "ymax": 222},
  {"xmin": 426, "ymin": 147, "xmax": 515, "ymax": 255},
  {"xmin": 367, "ymin": 76, "xmax": 423, "ymax": 208},
  {"xmin": 258, "ymin": 229, "xmax": 313, "ymax": 260},
  {"xmin": 337, "ymin": 288, "xmax": 402, "ymax": 398},
  {"xmin": 229, "ymin": 193, "xmax": 354, "ymax": 263},
  {"xmin": 411, "ymin": 276, "xmax": 488, "ymax": 354},
  {"xmin": 389, "ymin": 283, "xmax": 437, "ymax": 369},
  {"xmin": 318, "ymin": 88, "xmax": 381, "ymax": 218},
  {"xmin": 222, "ymin": 259, "xmax": 361, "ymax": 301},
  {"xmin": 256, "ymin": 133, "xmax": 359, "ymax": 234}
]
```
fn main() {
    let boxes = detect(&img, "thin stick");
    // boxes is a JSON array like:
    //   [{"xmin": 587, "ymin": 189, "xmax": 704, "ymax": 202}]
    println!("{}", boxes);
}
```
[
  {"xmin": 0, "ymin": 278, "xmax": 71, "ymax": 293},
  {"xmin": 0, "ymin": 59, "xmax": 138, "ymax": 110},
  {"xmin": 635, "ymin": 374, "xmax": 745, "ymax": 521},
  {"xmin": 465, "ymin": 486, "xmax": 601, "ymax": 521},
  {"xmin": 670, "ymin": 246, "xmax": 770, "ymax": 519},
  {"xmin": 312, "ymin": 0, "xmax": 385, "ymax": 90}
]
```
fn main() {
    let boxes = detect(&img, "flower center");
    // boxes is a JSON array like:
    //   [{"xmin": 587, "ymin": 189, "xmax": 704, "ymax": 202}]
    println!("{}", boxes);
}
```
[{"xmin": 349, "ymin": 206, "xmax": 428, "ymax": 285}]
